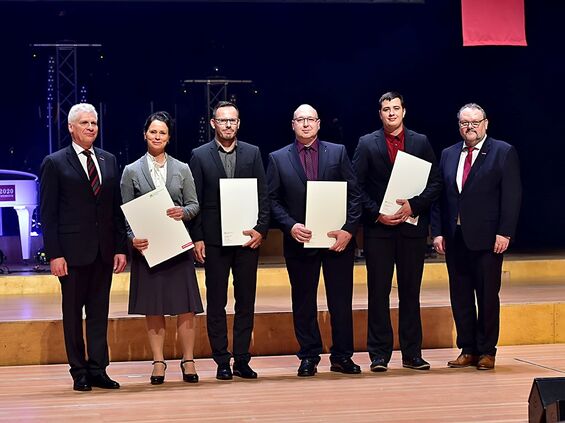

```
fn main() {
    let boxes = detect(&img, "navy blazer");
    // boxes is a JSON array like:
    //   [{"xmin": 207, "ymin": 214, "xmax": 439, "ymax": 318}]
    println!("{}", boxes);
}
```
[
  {"xmin": 40, "ymin": 144, "xmax": 127, "ymax": 266},
  {"xmin": 267, "ymin": 140, "xmax": 361, "ymax": 257},
  {"xmin": 352, "ymin": 127, "xmax": 442, "ymax": 238},
  {"xmin": 431, "ymin": 136, "xmax": 521, "ymax": 251},
  {"xmin": 189, "ymin": 140, "xmax": 270, "ymax": 246}
]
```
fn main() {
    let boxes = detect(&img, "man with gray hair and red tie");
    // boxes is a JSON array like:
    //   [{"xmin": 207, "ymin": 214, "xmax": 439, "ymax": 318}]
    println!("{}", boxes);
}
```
[
  {"xmin": 40, "ymin": 103, "xmax": 127, "ymax": 391},
  {"xmin": 431, "ymin": 103, "xmax": 521, "ymax": 370}
]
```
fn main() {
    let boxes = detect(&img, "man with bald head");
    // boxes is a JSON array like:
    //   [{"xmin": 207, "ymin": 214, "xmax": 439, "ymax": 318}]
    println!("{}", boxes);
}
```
[
  {"xmin": 431, "ymin": 103, "xmax": 521, "ymax": 370},
  {"xmin": 267, "ymin": 104, "xmax": 362, "ymax": 377}
]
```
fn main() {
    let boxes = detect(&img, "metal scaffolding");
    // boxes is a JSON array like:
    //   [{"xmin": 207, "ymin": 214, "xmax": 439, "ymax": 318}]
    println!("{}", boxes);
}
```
[
  {"xmin": 32, "ymin": 43, "xmax": 101, "ymax": 152},
  {"xmin": 182, "ymin": 79, "xmax": 252, "ymax": 141}
]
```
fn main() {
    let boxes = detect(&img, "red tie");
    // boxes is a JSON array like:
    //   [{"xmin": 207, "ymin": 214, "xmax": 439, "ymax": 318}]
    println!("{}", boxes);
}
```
[
  {"xmin": 461, "ymin": 146, "xmax": 475, "ymax": 188},
  {"xmin": 81, "ymin": 150, "xmax": 101, "ymax": 196},
  {"xmin": 304, "ymin": 146, "xmax": 316, "ymax": 181}
]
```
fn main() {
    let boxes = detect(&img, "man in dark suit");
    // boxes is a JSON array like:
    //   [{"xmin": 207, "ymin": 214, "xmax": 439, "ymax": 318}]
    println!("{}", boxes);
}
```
[
  {"xmin": 189, "ymin": 101, "xmax": 269, "ymax": 380},
  {"xmin": 267, "ymin": 104, "xmax": 362, "ymax": 377},
  {"xmin": 352, "ymin": 92, "xmax": 442, "ymax": 372},
  {"xmin": 40, "ymin": 103, "xmax": 127, "ymax": 391},
  {"xmin": 431, "ymin": 103, "xmax": 521, "ymax": 370}
]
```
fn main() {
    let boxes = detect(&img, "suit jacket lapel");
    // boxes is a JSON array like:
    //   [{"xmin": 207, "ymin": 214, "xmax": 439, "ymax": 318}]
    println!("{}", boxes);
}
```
[
  {"xmin": 165, "ymin": 155, "xmax": 175, "ymax": 188},
  {"xmin": 403, "ymin": 128, "xmax": 416, "ymax": 155},
  {"xmin": 234, "ymin": 142, "xmax": 244, "ymax": 178},
  {"xmin": 66, "ymin": 145, "xmax": 89, "ymax": 184},
  {"xmin": 208, "ymin": 141, "xmax": 228, "ymax": 178},
  {"xmin": 139, "ymin": 155, "xmax": 156, "ymax": 191},
  {"xmin": 317, "ymin": 141, "xmax": 328, "ymax": 180},
  {"xmin": 288, "ymin": 143, "xmax": 307, "ymax": 184},
  {"xmin": 374, "ymin": 130, "xmax": 393, "ymax": 172}
]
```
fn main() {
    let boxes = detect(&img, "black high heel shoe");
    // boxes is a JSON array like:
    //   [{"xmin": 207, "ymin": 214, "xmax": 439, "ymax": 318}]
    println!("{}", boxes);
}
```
[
  {"xmin": 180, "ymin": 359, "xmax": 199, "ymax": 383},
  {"xmin": 150, "ymin": 361, "xmax": 167, "ymax": 385}
]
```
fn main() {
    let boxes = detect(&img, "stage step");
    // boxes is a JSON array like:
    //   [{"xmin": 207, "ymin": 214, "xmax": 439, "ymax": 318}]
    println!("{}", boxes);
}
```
[{"xmin": 0, "ymin": 256, "xmax": 563, "ymax": 366}]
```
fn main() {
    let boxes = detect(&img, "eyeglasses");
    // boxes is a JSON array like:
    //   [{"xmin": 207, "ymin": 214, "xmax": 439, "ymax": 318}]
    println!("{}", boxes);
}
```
[
  {"xmin": 214, "ymin": 118, "xmax": 239, "ymax": 126},
  {"xmin": 459, "ymin": 119, "xmax": 486, "ymax": 128},
  {"xmin": 293, "ymin": 117, "xmax": 319, "ymax": 125}
]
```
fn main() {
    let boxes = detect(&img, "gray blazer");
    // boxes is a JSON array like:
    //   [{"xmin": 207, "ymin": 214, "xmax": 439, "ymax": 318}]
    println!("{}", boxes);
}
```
[{"xmin": 120, "ymin": 154, "xmax": 200, "ymax": 238}]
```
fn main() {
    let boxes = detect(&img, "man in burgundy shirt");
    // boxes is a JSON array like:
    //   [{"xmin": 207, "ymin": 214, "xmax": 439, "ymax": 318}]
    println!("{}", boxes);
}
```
[
  {"xmin": 353, "ymin": 92, "xmax": 442, "ymax": 372},
  {"xmin": 267, "ymin": 104, "xmax": 362, "ymax": 377}
]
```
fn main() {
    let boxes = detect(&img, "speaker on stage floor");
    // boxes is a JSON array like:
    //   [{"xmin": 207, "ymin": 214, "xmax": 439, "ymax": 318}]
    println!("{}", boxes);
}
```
[{"xmin": 528, "ymin": 377, "xmax": 565, "ymax": 423}]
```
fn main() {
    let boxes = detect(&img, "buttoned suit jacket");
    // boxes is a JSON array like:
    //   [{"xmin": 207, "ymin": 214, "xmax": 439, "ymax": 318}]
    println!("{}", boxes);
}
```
[
  {"xmin": 189, "ymin": 140, "xmax": 270, "ymax": 246},
  {"xmin": 352, "ymin": 127, "xmax": 442, "ymax": 238},
  {"xmin": 430, "ymin": 136, "xmax": 521, "ymax": 250},
  {"xmin": 267, "ymin": 140, "xmax": 361, "ymax": 258},
  {"xmin": 40, "ymin": 144, "xmax": 127, "ymax": 266},
  {"xmin": 120, "ymin": 154, "xmax": 200, "ymax": 238}
]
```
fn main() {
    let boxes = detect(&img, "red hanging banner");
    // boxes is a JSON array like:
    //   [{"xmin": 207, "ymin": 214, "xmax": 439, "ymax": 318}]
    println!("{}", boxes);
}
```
[{"xmin": 461, "ymin": 0, "xmax": 527, "ymax": 46}]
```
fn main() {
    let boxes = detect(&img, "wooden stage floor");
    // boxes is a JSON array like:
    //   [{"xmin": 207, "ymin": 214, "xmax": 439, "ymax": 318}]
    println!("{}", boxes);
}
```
[{"xmin": 1, "ymin": 344, "xmax": 564, "ymax": 422}]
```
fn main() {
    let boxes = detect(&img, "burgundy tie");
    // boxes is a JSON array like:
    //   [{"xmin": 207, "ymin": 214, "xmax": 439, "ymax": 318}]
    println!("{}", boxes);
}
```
[
  {"xmin": 304, "ymin": 146, "xmax": 315, "ymax": 181},
  {"xmin": 81, "ymin": 150, "xmax": 101, "ymax": 196},
  {"xmin": 461, "ymin": 146, "xmax": 475, "ymax": 188}
]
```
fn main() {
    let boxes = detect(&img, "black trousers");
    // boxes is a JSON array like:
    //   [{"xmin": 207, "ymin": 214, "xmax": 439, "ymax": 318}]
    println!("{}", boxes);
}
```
[
  {"xmin": 445, "ymin": 227, "xmax": 503, "ymax": 356},
  {"xmin": 285, "ymin": 248, "xmax": 354, "ymax": 361},
  {"xmin": 204, "ymin": 245, "xmax": 259, "ymax": 365},
  {"xmin": 59, "ymin": 253, "xmax": 113, "ymax": 379},
  {"xmin": 364, "ymin": 235, "xmax": 427, "ymax": 362}
]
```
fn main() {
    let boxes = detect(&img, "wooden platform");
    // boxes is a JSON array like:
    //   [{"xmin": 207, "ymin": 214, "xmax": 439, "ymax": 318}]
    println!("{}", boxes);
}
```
[
  {"xmin": 0, "ymin": 255, "xmax": 564, "ymax": 366},
  {"xmin": 1, "ymin": 345, "xmax": 565, "ymax": 422}
]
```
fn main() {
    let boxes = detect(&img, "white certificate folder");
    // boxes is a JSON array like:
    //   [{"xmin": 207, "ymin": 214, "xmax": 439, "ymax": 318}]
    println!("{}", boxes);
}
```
[
  {"xmin": 219, "ymin": 178, "xmax": 259, "ymax": 246},
  {"xmin": 121, "ymin": 187, "xmax": 193, "ymax": 268},
  {"xmin": 379, "ymin": 150, "xmax": 432, "ymax": 225},
  {"xmin": 304, "ymin": 181, "xmax": 347, "ymax": 248}
]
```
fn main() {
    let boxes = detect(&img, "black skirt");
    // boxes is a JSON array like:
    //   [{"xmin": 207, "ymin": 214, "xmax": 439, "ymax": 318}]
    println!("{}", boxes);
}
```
[{"xmin": 128, "ymin": 249, "xmax": 204, "ymax": 316}]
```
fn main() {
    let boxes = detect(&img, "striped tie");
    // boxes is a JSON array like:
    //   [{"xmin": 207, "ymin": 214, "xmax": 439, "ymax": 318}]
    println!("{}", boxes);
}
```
[{"xmin": 81, "ymin": 150, "xmax": 101, "ymax": 196}]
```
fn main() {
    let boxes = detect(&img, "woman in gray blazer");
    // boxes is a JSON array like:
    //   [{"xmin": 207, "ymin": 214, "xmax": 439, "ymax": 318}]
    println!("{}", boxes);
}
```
[{"xmin": 120, "ymin": 111, "xmax": 203, "ymax": 384}]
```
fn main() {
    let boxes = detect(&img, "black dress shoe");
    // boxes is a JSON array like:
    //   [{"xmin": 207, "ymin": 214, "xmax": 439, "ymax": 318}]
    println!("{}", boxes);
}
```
[
  {"xmin": 73, "ymin": 374, "xmax": 92, "ymax": 391},
  {"xmin": 330, "ymin": 357, "xmax": 362, "ymax": 374},
  {"xmin": 370, "ymin": 357, "xmax": 388, "ymax": 372},
  {"xmin": 181, "ymin": 359, "xmax": 199, "ymax": 383},
  {"xmin": 216, "ymin": 363, "xmax": 233, "ymax": 380},
  {"xmin": 150, "ymin": 360, "xmax": 167, "ymax": 385},
  {"xmin": 90, "ymin": 372, "xmax": 120, "ymax": 389},
  {"xmin": 233, "ymin": 361, "xmax": 258, "ymax": 379},
  {"xmin": 402, "ymin": 356, "xmax": 430, "ymax": 370},
  {"xmin": 297, "ymin": 358, "xmax": 319, "ymax": 377}
]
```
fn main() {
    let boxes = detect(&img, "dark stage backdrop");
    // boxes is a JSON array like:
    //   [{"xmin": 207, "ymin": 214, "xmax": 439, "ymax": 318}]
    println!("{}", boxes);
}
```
[{"xmin": 0, "ymin": 0, "xmax": 563, "ymax": 249}]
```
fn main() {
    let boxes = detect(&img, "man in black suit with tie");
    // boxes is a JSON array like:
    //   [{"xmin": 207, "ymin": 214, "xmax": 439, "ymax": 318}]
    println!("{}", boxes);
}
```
[
  {"xmin": 40, "ymin": 103, "xmax": 127, "ymax": 391},
  {"xmin": 267, "ymin": 104, "xmax": 362, "ymax": 377},
  {"xmin": 189, "ymin": 101, "xmax": 270, "ymax": 380},
  {"xmin": 431, "ymin": 103, "xmax": 521, "ymax": 370},
  {"xmin": 353, "ymin": 92, "xmax": 442, "ymax": 372}
]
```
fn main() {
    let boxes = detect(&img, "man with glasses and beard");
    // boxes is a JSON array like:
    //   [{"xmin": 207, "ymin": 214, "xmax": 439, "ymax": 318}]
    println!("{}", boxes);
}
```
[
  {"xmin": 431, "ymin": 103, "xmax": 521, "ymax": 370},
  {"xmin": 189, "ymin": 101, "xmax": 269, "ymax": 380}
]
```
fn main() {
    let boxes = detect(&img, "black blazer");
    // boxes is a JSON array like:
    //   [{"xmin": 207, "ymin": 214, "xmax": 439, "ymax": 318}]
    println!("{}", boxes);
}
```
[
  {"xmin": 352, "ymin": 127, "xmax": 442, "ymax": 238},
  {"xmin": 431, "ymin": 136, "xmax": 521, "ymax": 250},
  {"xmin": 189, "ymin": 140, "xmax": 270, "ymax": 246},
  {"xmin": 266, "ymin": 140, "xmax": 361, "ymax": 258},
  {"xmin": 40, "ymin": 145, "xmax": 127, "ymax": 266}
]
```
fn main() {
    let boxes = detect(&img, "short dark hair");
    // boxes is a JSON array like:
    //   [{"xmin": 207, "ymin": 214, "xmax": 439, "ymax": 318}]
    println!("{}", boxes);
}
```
[
  {"xmin": 379, "ymin": 91, "xmax": 405, "ymax": 109},
  {"xmin": 213, "ymin": 101, "xmax": 239, "ymax": 118},
  {"xmin": 144, "ymin": 111, "xmax": 174, "ymax": 138}
]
